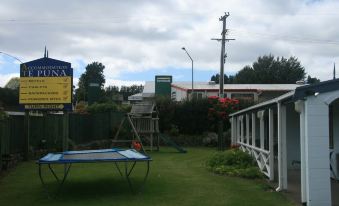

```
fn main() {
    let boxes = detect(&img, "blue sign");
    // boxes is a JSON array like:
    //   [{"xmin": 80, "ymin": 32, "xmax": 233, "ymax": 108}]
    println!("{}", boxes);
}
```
[
  {"xmin": 20, "ymin": 57, "xmax": 73, "ymax": 111},
  {"xmin": 20, "ymin": 57, "xmax": 72, "ymax": 77}
]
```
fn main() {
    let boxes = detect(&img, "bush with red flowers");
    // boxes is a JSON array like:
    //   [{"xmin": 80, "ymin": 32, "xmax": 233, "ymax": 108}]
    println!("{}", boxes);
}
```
[{"xmin": 207, "ymin": 96, "xmax": 239, "ymax": 125}]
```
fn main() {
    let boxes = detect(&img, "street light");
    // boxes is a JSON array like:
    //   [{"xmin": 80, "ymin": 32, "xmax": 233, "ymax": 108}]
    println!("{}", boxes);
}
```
[{"xmin": 181, "ymin": 47, "xmax": 194, "ymax": 98}]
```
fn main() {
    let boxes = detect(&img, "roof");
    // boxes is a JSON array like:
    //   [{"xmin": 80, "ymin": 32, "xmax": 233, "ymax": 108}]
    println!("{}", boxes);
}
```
[
  {"xmin": 141, "ymin": 81, "xmax": 304, "ymax": 98},
  {"xmin": 229, "ymin": 91, "xmax": 295, "ymax": 117},
  {"xmin": 128, "ymin": 93, "xmax": 143, "ymax": 101},
  {"xmin": 230, "ymin": 78, "xmax": 339, "ymax": 117},
  {"xmin": 172, "ymin": 82, "xmax": 302, "ymax": 91},
  {"xmin": 293, "ymin": 78, "xmax": 339, "ymax": 101}
]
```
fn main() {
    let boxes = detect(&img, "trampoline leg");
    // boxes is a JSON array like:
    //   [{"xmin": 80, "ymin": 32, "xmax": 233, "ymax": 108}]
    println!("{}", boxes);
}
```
[
  {"xmin": 56, "ymin": 163, "xmax": 72, "ymax": 195},
  {"xmin": 125, "ymin": 161, "xmax": 134, "ymax": 193},
  {"xmin": 127, "ymin": 161, "xmax": 137, "ymax": 177},
  {"xmin": 124, "ymin": 161, "xmax": 150, "ymax": 194},
  {"xmin": 114, "ymin": 162, "xmax": 123, "ymax": 177},
  {"xmin": 139, "ymin": 161, "xmax": 150, "ymax": 193},
  {"xmin": 39, "ymin": 164, "xmax": 52, "ymax": 199},
  {"xmin": 48, "ymin": 164, "xmax": 60, "ymax": 182}
]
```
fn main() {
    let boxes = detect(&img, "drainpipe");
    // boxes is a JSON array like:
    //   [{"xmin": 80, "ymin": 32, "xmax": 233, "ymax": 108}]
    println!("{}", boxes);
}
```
[{"xmin": 276, "ymin": 101, "xmax": 283, "ymax": 192}]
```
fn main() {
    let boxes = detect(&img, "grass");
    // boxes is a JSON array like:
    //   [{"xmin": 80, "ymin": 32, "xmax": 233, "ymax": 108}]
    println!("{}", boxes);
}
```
[{"xmin": 0, "ymin": 147, "xmax": 294, "ymax": 206}]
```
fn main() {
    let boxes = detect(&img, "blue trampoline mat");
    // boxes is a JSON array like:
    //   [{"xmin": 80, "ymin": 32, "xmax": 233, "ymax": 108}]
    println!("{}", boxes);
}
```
[{"xmin": 38, "ymin": 148, "xmax": 151, "ymax": 163}]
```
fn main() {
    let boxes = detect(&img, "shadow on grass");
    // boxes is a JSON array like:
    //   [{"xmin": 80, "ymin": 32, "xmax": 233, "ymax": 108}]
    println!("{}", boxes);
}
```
[{"xmin": 40, "ymin": 175, "xmax": 169, "ymax": 201}]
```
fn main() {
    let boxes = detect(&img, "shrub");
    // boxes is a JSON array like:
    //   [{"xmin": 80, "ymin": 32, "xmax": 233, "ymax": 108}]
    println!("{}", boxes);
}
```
[
  {"xmin": 0, "ymin": 109, "xmax": 8, "ymax": 120},
  {"xmin": 169, "ymin": 124, "xmax": 179, "ymax": 136},
  {"xmin": 206, "ymin": 149, "xmax": 263, "ymax": 179},
  {"xmin": 75, "ymin": 101, "xmax": 88, "ymax": 114},
  {"xmin": 87, "ymin": 102, "xmax": 119, "ymax": 113},
  {"xmin": 202, "ymin": 132, "xmax": 218, "ymax": 147}
]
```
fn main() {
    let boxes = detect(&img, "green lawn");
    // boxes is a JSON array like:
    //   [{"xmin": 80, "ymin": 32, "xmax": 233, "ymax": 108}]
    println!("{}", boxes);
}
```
[{"xmin": 0, "ymin": 147, "xmax": 294, "ymax": 206}]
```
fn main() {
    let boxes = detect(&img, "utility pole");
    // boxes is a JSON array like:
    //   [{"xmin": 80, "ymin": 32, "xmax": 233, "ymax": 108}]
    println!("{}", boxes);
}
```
[
  {"xmin": 212, "ymin": 12, "xmax": 235, "ymax": 98},
  {"xmin": 334, "ymin": 62, "xmax": 336, "ymax": 80}
]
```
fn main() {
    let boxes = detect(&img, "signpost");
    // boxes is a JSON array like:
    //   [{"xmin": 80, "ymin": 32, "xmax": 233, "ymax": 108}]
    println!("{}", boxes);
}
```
[{"xmin": 20, "ymin": 56, "xmax": 73, "ymax": 159}]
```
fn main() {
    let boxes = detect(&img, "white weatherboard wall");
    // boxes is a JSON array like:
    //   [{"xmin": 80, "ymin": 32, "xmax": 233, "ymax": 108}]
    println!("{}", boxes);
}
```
[
  {"xmin": 333, "ymin": 100, "xmax": 339, "ymax": 178},
  {"xmin": 304, "ymin": 93, "xmax": 332, "ymax": 206},
  {"xmin": 171, "ymin": 87, "xmax": 186, "ymax": 101}
]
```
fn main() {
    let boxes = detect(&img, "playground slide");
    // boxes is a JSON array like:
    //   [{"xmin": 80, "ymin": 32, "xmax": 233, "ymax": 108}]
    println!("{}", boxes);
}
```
[{"xmin": 159, "ymin": 134, "xmax": 187, "ymax": 153}]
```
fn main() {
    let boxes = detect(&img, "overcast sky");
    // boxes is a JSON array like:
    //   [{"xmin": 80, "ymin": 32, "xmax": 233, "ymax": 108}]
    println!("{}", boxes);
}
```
[{"xmin": 0, "ymin": 0, "xmax": 339, "ymax": 87}]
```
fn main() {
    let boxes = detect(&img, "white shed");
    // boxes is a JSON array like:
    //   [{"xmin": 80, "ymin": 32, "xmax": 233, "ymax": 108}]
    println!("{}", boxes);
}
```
[{"xmin": 230, "ymin": 79, "xmax": 339, "ymax": 206}]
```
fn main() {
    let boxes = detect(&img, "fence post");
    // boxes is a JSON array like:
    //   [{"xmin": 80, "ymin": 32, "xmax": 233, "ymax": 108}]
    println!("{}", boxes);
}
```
[
  {"xmin": 62, "ymin": 112, "xmax": 69, "ymax": 151},
  {"xmin": 23, "ymin": 111, "xmax": 30, "ymax": 161},
  {"xmin": 0, "ymin": 120, "xmax": 3, "ymax": 171}
]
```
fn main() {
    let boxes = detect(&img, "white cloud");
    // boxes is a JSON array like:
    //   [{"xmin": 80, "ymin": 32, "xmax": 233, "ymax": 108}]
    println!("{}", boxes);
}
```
[{"xmin": 0, "ymin": 0, "xmax": 338, "ymax": 84}]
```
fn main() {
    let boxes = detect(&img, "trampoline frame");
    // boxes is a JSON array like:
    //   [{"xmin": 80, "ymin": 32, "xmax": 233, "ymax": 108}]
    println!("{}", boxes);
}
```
[{"xmin": 37, "ymin": 149, "xmax": 151, "ymax": 198}]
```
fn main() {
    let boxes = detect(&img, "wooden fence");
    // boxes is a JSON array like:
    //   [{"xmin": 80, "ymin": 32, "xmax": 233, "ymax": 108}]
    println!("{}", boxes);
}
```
[{"xmin": 0, "ymin": 111, "xmax": 126, "ymax": 167}]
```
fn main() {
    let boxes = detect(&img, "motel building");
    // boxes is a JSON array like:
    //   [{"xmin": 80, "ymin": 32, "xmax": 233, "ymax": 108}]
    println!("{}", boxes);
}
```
[
  {"xmin": 135, "ymin": 75, "xmax": 303, "ymax": 103},
  {"xmin": 229, "ymin": 79, "xmax": 339, "ymax": 206}
]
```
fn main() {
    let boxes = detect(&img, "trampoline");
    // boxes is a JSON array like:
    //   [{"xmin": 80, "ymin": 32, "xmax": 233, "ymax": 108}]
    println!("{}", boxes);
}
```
[{"xmin": 37, "ymin": 148, "xmax": 152, "ymax": 197}]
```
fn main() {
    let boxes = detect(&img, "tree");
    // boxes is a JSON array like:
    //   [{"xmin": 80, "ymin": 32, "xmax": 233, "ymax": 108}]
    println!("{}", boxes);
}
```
[
  {"xmin": 306, "ymin": 75, "xmax": 320, "ymax": 84},
  {"xmin": 1, "ymin": 77, "xmax": 19, "ymax": 109},
  {"xmin": 236, "ymin": 55, "xmax": 306, "ymax": 84},
  {"xmin": 0, "ymin": 87, "xmax": 19, "ymax": 109},
  {"xmin": 76, "ymin": 62, "xmax": 106, "ymax": 101},
  {"xmin": 210, "ymin": 55, "xmax": 319, "ymax": 84},
  {"xmin": 210, "ymin": 73, "xmax": 234, "ymax": 84},
  {"xmin": 5, "ymin": 77, "xmax": 20, "ymax": 90},
  {"xmin": 119, "ymin": 85, "xmax": 144, "ymax": 101},
  {"xmin": 102, "ymin": 85, "xmax": 121, "ymax": 102},
  {"xmin": 233, "ymin": 66, "xmax": 256, "ymax": 84}
]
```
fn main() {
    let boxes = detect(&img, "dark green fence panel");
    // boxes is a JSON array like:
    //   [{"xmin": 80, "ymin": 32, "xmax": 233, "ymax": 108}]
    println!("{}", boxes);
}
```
[
  {"xmin": 29, "ymin": 116, "xmax": 44, "ymax": 150},
  {"xmin": 3, "ymin": 111, "xmax": 128, "ymax": 154},
  {"xmin": 9, "ymin": 115, "xmax": 24, "ymax": 154},
  {"xmin": 69, "ymin": 113, "xmax": 92, "ymax": 144},
  {"xmin": 44, "ymin": 114, "xmax": 63, "ymax": 150},
  {"xmin": 91, "ymin": 113, "xmax": 110, "ymax": 140},
  {"xmin": 0, "ymin": 119, "xmax": 10, "ymax": 155}
]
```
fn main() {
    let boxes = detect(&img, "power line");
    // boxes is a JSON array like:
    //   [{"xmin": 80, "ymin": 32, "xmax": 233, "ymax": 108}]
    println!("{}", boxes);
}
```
[{"xmin": 229, "ymin": 28, "xmax": 339, "ymax": 45}]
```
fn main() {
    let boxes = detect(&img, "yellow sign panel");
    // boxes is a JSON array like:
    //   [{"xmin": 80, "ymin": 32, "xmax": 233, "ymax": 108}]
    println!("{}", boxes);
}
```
[{"xmin": 20, "ymin": 77, "xmax": 72, "ymax": 104}]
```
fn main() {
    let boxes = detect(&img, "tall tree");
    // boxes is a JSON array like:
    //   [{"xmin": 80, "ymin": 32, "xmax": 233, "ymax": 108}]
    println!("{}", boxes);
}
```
[
  {"xmin": 233, "ymin": 55, "xmax": 306, "ymax": 84},
  {"xmin": 120, "ymin": 85, "xmax": 144, "ymax": 101},
  {"xmin": 306, "ymin": 75, "xmax": 320, "ymax": 84},
  {"xmin": 210, "ymin": 55, "xmax": 321, "ymax": 84},
  {"xmin": 0, "ymin": 87, "xmax": 19, "ymax": 109},
  {"xmin": 5, "ymin": 77, "xmax": 20, "ymax": 90},
  {"xmin": 103, "ymin": 85, "xmax": 121, "ymax": 102},
  {"xmin": 76, "ymin": 62, "xmax": 106, "ymax": 101},
  {"xmin": 233, "ymin": 66, "xmax": 256, "ymax": 84},
  {"xmin": 210, "ymin": 73, "xmax": 234, "ymax": 84}
]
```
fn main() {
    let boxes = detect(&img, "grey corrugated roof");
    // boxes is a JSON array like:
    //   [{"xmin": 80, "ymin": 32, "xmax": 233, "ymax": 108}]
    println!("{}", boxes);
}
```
[
  {"xmin": 229, "ymin": 91, "xmax": 295, "ymax": 117},
  {"xmin": 172, "ymin": 82, "xmax": 302, "ymax": 91},
  {"xmin": 128, "ymin": 93, "xmax": 143, "ymax": 101},
  {"xmin": 293, "ymin": 78, "xmax": 339, "ymax": 101}
]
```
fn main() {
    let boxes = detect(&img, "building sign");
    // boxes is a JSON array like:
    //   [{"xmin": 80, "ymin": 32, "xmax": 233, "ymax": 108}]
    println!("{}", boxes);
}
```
[
  {"xmin": 19, "ymin": 77, "xmax": 72, "ymax": 104},
  {"xmin": 19, "ymin": 57, "xmax": 73, "ymax": 111},
  {"xmin": 155, "ymin": 75, "xmax": 172, "ymax": 97}
]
